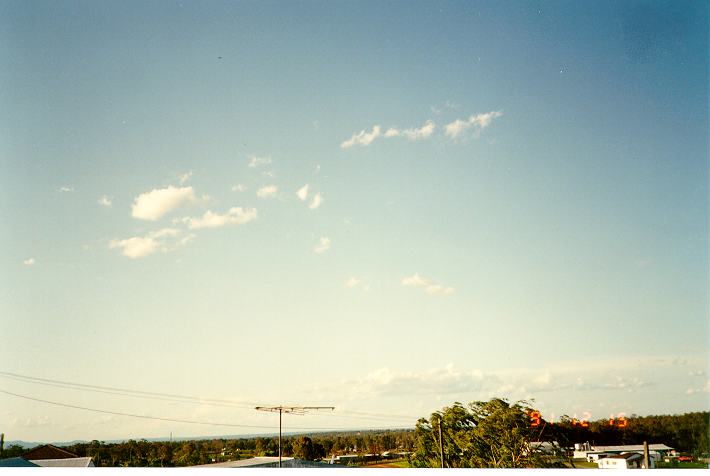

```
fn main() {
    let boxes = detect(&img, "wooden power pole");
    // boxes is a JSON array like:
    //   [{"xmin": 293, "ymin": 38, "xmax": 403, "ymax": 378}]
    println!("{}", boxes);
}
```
[{"xmin": 255, "ymin": 406, "xmax": 334, "ymax": 467}]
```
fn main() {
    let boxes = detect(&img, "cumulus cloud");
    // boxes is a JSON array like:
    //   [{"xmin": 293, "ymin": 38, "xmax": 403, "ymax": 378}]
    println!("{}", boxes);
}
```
[
  {"xmin": 296, "ymin": 184, "xmax": 309, "ymax": 201},
  {"xmin": 401, "ymin": 273, "xmax": 454, "ymax": 296},
  {"xmin": 58, "ymin": 186, "xmax": 74, "ymax": 193},
  {"xmin": 340, "ymin": 125, "xmax": 381, "ymax": 149},
  {"xmin": 248, "ymin": 155, "xmax": 272, "ymax": 168},
  {"xmin": 131, "ymin": 186, "xmax": 197, "ymax": 221},
  {"xmin": 686, "ymin": 380, "xmax": 710, "ymax": 395},
  {"xmin": 309, "ymin": 192, "xmax": 323, "ymax": 210},
  {"xmin": 384, "ymin": 120, "xmax": 436, "ymax": 141},
  {"xmin": 98, "ymin": 195, "xmax": 112, "ymax": 207},
  {"xmin": 232, "ymin": 184, "xmax": 246, "ymax": 192},
  {"xmin": 338, "ymin": 364, "xmax": 500, "ymax": 399},
  {"xmin": 345, "ymin": 277, "xmax": 361, "ymax": 288},
  {"xmin": 109, "ymin": 228, "xmax": 192, "ymax": 259},
  {"xmin": 314, "ymin": 237, "xmax": 331, "ymax": 254},
  {"xmin": 179, "ymin": 207, "xmax": 257, "ymax": 230},
  {"xmin": 256, "ymin": 185, "xmax": 278, "ymax": 199},
  {"xmin": 23, "ymin": 258, "xmax": 35, "ymax": 266},
  {"xmin": 444, "ymin": 110, "xmax": 503, "ymax": 139}
]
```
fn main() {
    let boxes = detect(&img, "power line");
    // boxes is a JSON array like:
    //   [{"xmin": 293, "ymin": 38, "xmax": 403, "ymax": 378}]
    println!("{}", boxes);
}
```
[
  {"xmin": 0, "ymin": 370, "xmax": 418, "ymax": 423},
  {"xmin": 0, "ymin": 388, "xmax": 413, "ymax": 432}
]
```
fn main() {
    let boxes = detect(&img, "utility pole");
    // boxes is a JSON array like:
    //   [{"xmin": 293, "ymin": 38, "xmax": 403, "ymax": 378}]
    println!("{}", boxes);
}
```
[
  {"xmin": 255, "ymin": 406, "xmax": 334, "ymax": 468},
  {"xmin": 1, "ymin": 432, "xmax": 4, "ymax": 458},
  {"xmin": 643, "ymin": 441, "xmax": 650, "ymax": 469}
]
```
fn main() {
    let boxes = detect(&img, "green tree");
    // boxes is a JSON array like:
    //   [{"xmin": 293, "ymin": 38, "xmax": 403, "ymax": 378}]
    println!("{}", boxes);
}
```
[{"xmin": 412, "ymin": 398, "xmax": 563, "ymax": 468}]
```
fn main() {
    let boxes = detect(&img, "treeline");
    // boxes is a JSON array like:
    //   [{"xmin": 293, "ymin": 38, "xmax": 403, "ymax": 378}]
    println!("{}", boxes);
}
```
[
  {"xmin": 535, "ymin": 411, "xmax": 709, "ymax": 455},
  {"xmin": 3, "ymin": 406, "xmax": 707, "ymax": 467},
  {"xmin": 54, "ymin": 429, "xmax": 415, "ymax": 467}
]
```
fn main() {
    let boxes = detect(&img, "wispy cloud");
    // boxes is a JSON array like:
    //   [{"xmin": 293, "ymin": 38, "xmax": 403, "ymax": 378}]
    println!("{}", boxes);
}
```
[
  {"xmin": 444, "ymin": 110, "xmax": 503, "ymax": 139},
  {"xmin": 109, "ymin": 228, "xmax": 193, "ymax": 259},
  {"xmin": 179, "ymin": 207, "xmax": 258, "ymax": 230},
  {"xmin": 131, "ymin": 186, "xmax": 198, "ymax": 221},
  {"xmin": 309, "ymin": 192, "xmax": 323, "ymax": 210},
  {"xmin": 262, "ymin": 170, "xmax": 276, "ymax": 178},
  {"xmin": 345, "ymin": 277, "xmax": 362, "ymax": 288},
  {"xmin": 178, "ymin": 171, "xmax": 193, "ymax": 185},
  {"xmin": 340, "ymin": 125, "xmax": 381, "ymax": 149},
  {"xmin": 248, "ymin": 155, "xmax": 272, "ymax": 168},
  {"xmin": 232, "ymin": 184, "xmax": 246, "ymax": 192},
  {"xmin": 98, "ymin": 195, "xmax": 113, "ymax": 207},
  {"xmin": 58, "ymin": 186, "xmax": 74, "ymax": 193},
  {"xmin": 296, "ymin": 184, "xmax": 309, "ymax": 201},
  {"xmin": 23, "ymin": 258, "xmax": 35, "ymax": 266},
  {"xmin": 384, "ymin": 120, "xmax": 436, "ymax": 141},
  {"xmin": 401, "ymin": 273, "xmax": 454, "ymax": 296},
  {"xmin": 314, "ymin": 237, "xmax": 331, "ymax": 254},
  {"xmin": 256, "ymin": 185, "xmax": 278, "ymax": 198}
]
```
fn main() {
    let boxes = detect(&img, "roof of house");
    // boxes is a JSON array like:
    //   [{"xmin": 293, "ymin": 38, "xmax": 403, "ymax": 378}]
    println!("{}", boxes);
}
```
[
  {"xmin": 605, "ymin": 452, "xmax": 644, "ymax": 460},
  {"xmin": 29, "ymin": 457, "xmax": 94, "ymax": 467},
  {"xmin": 23, "ymin": 444, "xmax": 79, "ymax": 460},
  {"xmin": 0, "ymin": 457, "xmax": 39, "ymax": 467},
  {"xmin": 593, "ymin": 444, "xmax": 673, "ymax": 452}
]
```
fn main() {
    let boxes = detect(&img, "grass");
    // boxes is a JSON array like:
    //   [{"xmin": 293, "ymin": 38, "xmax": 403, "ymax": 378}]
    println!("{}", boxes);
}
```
[{"xmin": 656, "ymin": 461, "xmax": 709, "ymax": 470}]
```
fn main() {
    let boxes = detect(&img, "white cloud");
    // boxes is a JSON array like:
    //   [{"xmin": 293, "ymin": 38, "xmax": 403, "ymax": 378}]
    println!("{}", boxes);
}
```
[
  {"xmin": 256, "ymin": 185, "xmax": 278, "ymax": 198},
  {"xmin": 180, "ymin": 207, "xmax": 258, "ymax": 230},
  {"xmin": 384, "ymin": 120, "xmax": 436, "ymax": 141},
  {"xmin": 335, "ymin": 364, "xmax": 499, "ymax": 399},
  {"xmin": 296, "ymin": 184, "xmax": 309, "ymax": 201},
  {"xmin": 340, "ymin": 125, "xmax": 381, "ymax": 149},
  {"xmin": 98, "ymin": 195, "xmax": 112, "ymax": 207},
  {"xmin": 232, "ymin": 184, "xmax": 246, "ymax": 192},
  {"xmin": 262, "ymin": 170, "xmax": 276, "ymax": 178},
  {"xmin": 178, "ymin": 171, "xmax": 193, "ymax": 184},
  {"xmin": 444, "ymin": 110, "xmax": 503, "ymax": 139},
  {"xmin": 23, "ymin": 258, "xmax": 35, "ymax": 266},
  {"xmin": 402, "ymin": 273, "xmax": 454, "ymax": 296},
  {"xmin": 131, "ymin": 186, "xmax": 197, "ymax": 221},
  {"xmin": 689, "ymin": 370, "xmax": 705, "ymax": 377},
  {"xmin": 401, "ymin": 273, "xmax": 430, "ymax": 287},
  {"xmin": 248, "ymin": 155, "xmax": 272, "ymax": 168},
  {"xmin": 425, "ymin": 284, "xmax": 455, "ymax": 296},
  {"xmin": 109, "ymin": 228, "xmax": 190, "ymax": 259},
  {"xmin": 309, "ymin": 192, "xmax": 323, "ymax": 210},
  {"xmin": 58, "ymin": 186, "xmax": 74, "ymax": 193},
  {"xmin": 314, "ymin": 237, "xmax": 331, "ymax": 254},
  {"xmin": 345, "ymin": 277, "xmax": 361, "ymax": 288}
]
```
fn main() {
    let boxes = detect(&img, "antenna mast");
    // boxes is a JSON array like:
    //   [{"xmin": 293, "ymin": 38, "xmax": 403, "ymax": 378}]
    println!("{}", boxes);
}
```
[{"xmin": 255, "ymin": 406, "xmax": 334, "ymax": 467}]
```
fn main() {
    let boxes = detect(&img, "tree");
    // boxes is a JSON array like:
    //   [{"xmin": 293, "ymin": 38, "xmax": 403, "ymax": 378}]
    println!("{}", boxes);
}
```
[
  {"xmin": 412, "ymin": 398, "xmax": 564, "ymax": 468},
  {"xmin": 292, "ymin": 436, "xmax": 321, "ymax": 461}
]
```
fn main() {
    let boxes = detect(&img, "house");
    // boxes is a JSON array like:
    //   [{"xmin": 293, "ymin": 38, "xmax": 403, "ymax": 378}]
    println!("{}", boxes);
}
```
[
  {"xmin": 573, "ymin": 443, "xmax": 673, "ymax": 462},
  {"xmin": 22, "ymin": 444, "xmax": 94, "ymax": 467},
  {"xmin": 597, "ymin": 452, "xmax": 655, "ymax": 469}
]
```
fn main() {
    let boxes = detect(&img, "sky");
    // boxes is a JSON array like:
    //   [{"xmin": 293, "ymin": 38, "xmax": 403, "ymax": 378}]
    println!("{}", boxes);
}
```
[{"xmin": 0, "ymin": 0, "xmax": 708, "ymax": 442}]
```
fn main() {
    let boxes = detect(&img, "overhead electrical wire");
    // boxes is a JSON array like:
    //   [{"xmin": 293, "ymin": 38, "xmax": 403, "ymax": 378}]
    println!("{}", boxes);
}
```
[
  {"xmin": 0, "ymin": 388, "xmax": 412, "ymax": 432},
  {"xmin": 0, "ymin": 370, "xmax": 418, "ymax": 423}
]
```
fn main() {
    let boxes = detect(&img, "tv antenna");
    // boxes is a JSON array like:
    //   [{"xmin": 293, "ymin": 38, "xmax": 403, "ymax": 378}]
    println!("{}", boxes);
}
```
[{"xmin": 255, "ymin": 405, "xmax": 334, "ymax": 467}]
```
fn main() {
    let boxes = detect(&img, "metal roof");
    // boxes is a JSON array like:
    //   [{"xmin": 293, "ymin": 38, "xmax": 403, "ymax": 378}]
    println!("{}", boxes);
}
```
[
  {"xmin": 29, "ymin": 457, "xmax": 94, "ymax": 467},
  {"xmin": 0, "ymin": 457, "xmax": 39, "ymax": 467},
  {"xmin": 593, "ymin": 444, "xmax": 673, "ymax": 452}
]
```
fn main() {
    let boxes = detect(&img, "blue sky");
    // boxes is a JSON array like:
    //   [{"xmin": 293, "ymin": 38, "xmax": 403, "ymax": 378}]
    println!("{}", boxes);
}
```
[{"xmin": 1, "ymin": 0, "xmax": 708, "ymax": 441}]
